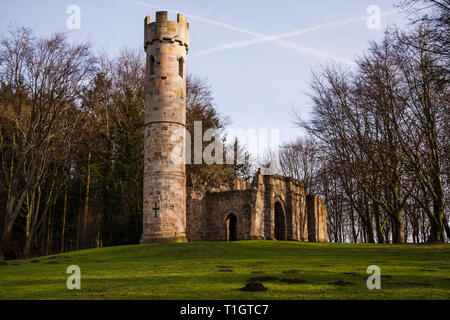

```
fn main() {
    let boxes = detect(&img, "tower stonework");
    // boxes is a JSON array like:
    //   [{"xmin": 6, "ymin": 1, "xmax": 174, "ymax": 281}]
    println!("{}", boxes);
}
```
[{"xmin": 141, "ymin": 11, "xmax": 189, "ymax": 243}]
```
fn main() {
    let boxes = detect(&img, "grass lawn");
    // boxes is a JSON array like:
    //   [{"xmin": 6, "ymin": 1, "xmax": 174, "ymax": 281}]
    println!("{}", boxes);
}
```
[{"xmin": 0, "ymin": 241, "xmax": 449, "ymax": 300}]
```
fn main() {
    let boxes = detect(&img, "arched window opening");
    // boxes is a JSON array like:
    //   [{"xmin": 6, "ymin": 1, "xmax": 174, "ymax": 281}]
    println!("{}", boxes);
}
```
[
  {"xmin": 178, "ymin": 57, "xmax": 184, "ymax": 78},
  {"xmin": 150, "ymin": 55, "xmax": 156, "ymax": 76}
]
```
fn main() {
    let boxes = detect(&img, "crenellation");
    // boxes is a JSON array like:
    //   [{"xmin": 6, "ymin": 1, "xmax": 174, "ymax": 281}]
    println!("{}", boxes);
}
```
[
  {"xmin": 145, "ymin": 13, "xmax": 189, "ymax": 52},
  {"xmin": 177, "ymin": 13, "xmax": 186, "ymax": 24},
  {"xmin": 156, "ymin": 11, "xmax": 168, "ymax": 22}
]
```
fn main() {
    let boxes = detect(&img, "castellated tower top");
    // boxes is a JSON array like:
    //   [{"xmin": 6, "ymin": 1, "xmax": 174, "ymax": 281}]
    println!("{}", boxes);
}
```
[{"xmin": 144, "ymin": 11, "xmax": 189, "ymax": 52}]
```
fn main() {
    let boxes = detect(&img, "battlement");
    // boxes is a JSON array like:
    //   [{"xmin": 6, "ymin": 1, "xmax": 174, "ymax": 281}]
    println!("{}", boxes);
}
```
[{"xmin": 144, "ymin": 11, "xmax": 189, "ymax": 52}]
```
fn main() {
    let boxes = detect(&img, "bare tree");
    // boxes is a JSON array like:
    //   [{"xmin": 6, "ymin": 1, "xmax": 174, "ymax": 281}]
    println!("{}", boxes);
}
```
[
  {"xmin": 388, "ymin": 27, "xmax": 449, "ymax": 242},
  {"xmin": 400, "ymin": 0, "xmax": 450, "ymax": 71},
  {"xmin": 279, "ymin": 136, "xmax": 321, "ymax": 193},
  {"xmin": 295, "ymin": 22, "xmax": 448, "ymax": 243}
]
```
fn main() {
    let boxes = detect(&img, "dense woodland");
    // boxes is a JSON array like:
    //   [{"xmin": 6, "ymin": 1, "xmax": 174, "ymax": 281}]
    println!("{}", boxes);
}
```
[{"xmin": 0, "ymin": 0, "xmax": 448, "ymax": 259}]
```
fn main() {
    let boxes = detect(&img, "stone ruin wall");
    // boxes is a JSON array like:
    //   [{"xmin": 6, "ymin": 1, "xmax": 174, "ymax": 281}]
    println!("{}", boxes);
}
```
[
  {"xmin": 186, "ymin": 172, "xmax": 328, "ymax": 242},
  {"xmin": 253, "ymin": 174, "xmax": 309, "ymax": 241},
  {"xmin": 307, "ymin": 195, "xmax": 329, "ymax": 242},
  {"xmin": 186, "ymin": 177, "xmax": 252, "ymax": 241}
]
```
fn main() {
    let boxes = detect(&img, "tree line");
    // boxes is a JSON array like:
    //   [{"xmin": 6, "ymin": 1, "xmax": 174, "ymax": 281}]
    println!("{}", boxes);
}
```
[
  {"xmin": 0, "ymin": 1, "xmax": 448, "ymax": 260},
  {"xmin": 279, "ymin": 0, "xmax": 449, "ymax": 243}
]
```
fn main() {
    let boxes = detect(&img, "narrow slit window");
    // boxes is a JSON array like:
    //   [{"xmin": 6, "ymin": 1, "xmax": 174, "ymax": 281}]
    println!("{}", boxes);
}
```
[
  {"xmin": 178, "ymin": 57, "xmax": 184, "ymax": 78},
  {"xmin": 150, "ymin": 55, "xmax": 156, "ymax": 76}
]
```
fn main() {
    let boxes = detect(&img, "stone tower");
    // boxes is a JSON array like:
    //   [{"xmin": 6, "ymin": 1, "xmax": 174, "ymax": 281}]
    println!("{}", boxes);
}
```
[{"xmin": 141, "ymin": 11, "xmax": 189, "ymax": 243}]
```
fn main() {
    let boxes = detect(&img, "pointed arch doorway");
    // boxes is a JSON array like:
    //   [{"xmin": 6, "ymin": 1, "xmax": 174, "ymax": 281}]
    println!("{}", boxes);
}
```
[
  {"xmin": 274, "ymin": 201, "xmax": 286, "ymax": 240},
  {"xmin": 226, "ymin": 214, "xmax": 237, "ymax": 241}
]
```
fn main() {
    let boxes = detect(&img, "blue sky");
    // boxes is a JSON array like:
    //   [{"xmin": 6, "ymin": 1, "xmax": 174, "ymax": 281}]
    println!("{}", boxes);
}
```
[{"xmin": 0, "ymin": 0, "xmax": 409, "ymax": 155}]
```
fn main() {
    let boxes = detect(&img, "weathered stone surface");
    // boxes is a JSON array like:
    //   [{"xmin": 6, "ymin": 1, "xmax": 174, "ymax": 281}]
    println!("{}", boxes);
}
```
[
  {"xmin": 185, "ymin": 171, "xmax": 328, "ymax": 242},
  {"xmin": 141, "ymin": 12, "xmax": 189, "ymax": 243},
  {"xmin": 307, "ymin": 195, "xmax": 328, "ymax": 242}
]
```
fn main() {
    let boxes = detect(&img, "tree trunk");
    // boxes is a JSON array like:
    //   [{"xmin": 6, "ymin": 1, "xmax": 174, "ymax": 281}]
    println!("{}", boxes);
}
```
[
  {"xmin": 404, "ymin": 217, "xmax": 408, "ymax": 243},
  {"xmin": 76, "ymin": 183, "xmax": 82, "ymax": 250},
  {"xmin": 428, "ymin": 211, "xmax": 444, "ymax": 243},
  {"xmin": 23, "ymin": 192, "xmax": 40, "ymax": 259},
  {"xmin": 350, "ymin": 210, "xmax": 357, "ymax": 243},
  {"xmin": 45, "ymin": 205, "xmax": 54, "ymax": 256},
  {"xmin": 83, "ymin": 151, "xmax": 92, "ymax": 247},
  {"xmin": 428, "ymin": 185, "xmax": 444, "ymax": 242},
  {"xmin": 23, "ymin": 234, "xmax": 33, "ymax": 259},
  {"xmin": 374, "ymin": 203, "xmax": 385, "ymax": 244},
  {"xmin": 443, "ymin": 215, "xmax": 450, "ymax": 243},
  {"xmin": 0, "ymin": 231, "xmax": 7, "ymax": 261},
  {"xmin": 366, "ymin": 222, "xmax": 375, "ymax": 243},
  {"xmin": 61, "ymin": 186, "xmax": 68, "ymax": 253},
  {"xmin": 391, "ymin": 213, "xmax": 404, "ymax": 244}
]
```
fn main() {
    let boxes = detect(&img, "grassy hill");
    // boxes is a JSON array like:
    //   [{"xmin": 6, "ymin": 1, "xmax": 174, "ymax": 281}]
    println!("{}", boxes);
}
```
[{"xmin": 0, "ymin": 241, "xmax": 449, "ymax": 300}]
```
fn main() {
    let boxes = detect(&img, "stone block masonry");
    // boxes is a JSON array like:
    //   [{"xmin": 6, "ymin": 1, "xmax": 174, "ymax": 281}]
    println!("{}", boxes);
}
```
[
  {"xmin": 186, "ymin": 172, "xmax": 328, "ymax": 242},
  {"xmin": 141, "ymin": 12, "xmax": 189, "ymax": 243}
]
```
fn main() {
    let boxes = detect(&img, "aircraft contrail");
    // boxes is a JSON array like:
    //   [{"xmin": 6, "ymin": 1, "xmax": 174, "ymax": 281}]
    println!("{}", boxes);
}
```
[
  {"xmin": 194, "ymin": 9, "xmax": 402, "ymax": 57},
  {"xmin": 128, "ymin": 0, "xmax": 400, "ymax": 65}
]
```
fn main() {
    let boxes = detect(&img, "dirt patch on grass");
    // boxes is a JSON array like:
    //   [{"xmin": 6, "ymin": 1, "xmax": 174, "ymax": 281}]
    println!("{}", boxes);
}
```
[
  {"xmin": 343, "ymin": 272, "xmax": 360, "ymax": 277},
  {"xmin": 329, "ymin": 280, "xmax": 354, "ymax": 287},
  {"xmin": 279, "ymin": 279, "xmax": 309, "ymax": 284},
  {"xmin": 403, "ymin": 282, "xmax": 432, "ymax": 287},
  {"xmin": 0, "ymin": 261, "xmax": 8, "ymax": 266},
  {"xmin": 282, "ymin": 269, "xmax": 299, "ymax": 274},
  {"xmin": 239, "ymin": 282, "xmax": 268, "ymax": 292},
  {"xmin": 44, "ymin": 261, "xmax": 59, "ymax": 264},
  {"xmin": 419, "ymin": 269, "xmax": 437, "ymax": 272},
  {"xmin": 248, "ymin": 276, "xmax": 278, "ymax": 282},
  {"xmin": 251, "ymin": 271, "xmax": 265, "ymax": 274},
  {"xmin": 30, "ymin": 260, "xmax": 40, "ymax": 263},
  {"xmin": 217, "ymin": 265, "xmax": 233, "ymax": 272},
  {"xmin": 95, "ymin": 260, "xmax": 106, "ymax": 263},
  {"xmin": 385, "ymin": 282, "xmax": 431, "ymax": 287},
  {"xmin": 381, "ymin": 275, "xmax": 394, "ymax": 279}
]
